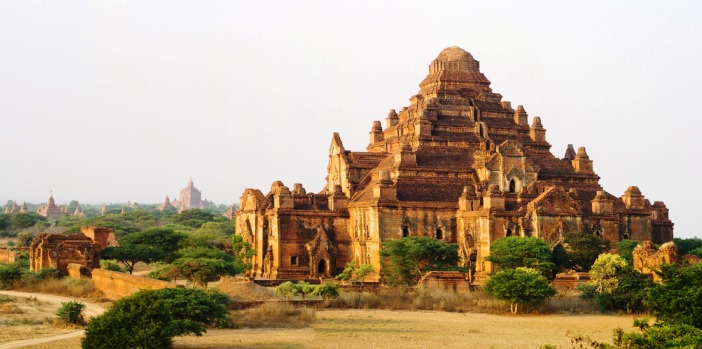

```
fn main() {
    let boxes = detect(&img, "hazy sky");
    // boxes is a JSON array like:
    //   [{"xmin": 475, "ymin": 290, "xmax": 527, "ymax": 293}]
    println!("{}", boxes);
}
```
[{"xmin": 1, "ymin": 1, "xmax": 700, "ymax": 237}]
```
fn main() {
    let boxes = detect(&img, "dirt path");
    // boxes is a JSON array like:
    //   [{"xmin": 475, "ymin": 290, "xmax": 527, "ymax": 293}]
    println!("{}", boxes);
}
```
[{"xmin": 0, "ymin": 291, "xmax": 106, "ymax": 349}]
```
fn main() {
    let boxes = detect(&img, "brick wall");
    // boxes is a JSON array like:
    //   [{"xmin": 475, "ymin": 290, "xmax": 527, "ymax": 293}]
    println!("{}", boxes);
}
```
[
  {"xmin": 0, "ymin": 248, "xmax": 20, "ymax": 264},
  {"xmin": 91, "ymin": 269, "xmax": 177, "ymax": 300}
]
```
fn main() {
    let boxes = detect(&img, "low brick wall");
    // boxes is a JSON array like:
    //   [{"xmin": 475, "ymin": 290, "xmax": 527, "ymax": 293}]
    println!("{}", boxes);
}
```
[
  {"xmin": 418, "ymin": 271, "xmax": 471, "ymax": 292},
  {"xmin": 91, "ymin": 268, "xmax": 177, "ymax": 300},
  {"xmin": 552, "ymin": 272, "xmax": 591, "ymax": 289},
  {"xmin": 0, "ymin": 248, "xmax": 20, "ymax": 264}
]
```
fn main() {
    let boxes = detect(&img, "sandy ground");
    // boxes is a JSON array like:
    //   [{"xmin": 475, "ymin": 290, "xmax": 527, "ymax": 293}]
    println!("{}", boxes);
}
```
[
  {"xmin": 0, "ymin": 291, "xmax": 105, "ymax": 349},
  {"xmin": 172, "ymin": 309, "xmax": 638, "ymax": 349}
]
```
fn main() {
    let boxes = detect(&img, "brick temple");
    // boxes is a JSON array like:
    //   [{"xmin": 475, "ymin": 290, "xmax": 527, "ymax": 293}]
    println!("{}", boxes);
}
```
[{"xmin": 234, "ymin": 46, "xmax": 673, "ymax": 281}]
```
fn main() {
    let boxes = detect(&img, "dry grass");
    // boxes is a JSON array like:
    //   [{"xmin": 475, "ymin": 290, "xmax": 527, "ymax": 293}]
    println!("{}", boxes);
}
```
[
  {"xmin": 325, "ymin": 287, "xmax": 600, "ymax": 315},
  {"xmin": 229, "ymin": 302, "xmax": 316, "ymax": 329},
  {"xmin": 173, "ymin": 309, "xmax": 638, "ymax": 349},
  {"xmin": 17, "ymin": 277, "xmax": 105, "ymax": 301},
  {"xmin": 327, "ymin": 288, "xmax": 511, "ymax": 313},
  {"xmin": 0, "ymin": 295, "xmax": 76, "ymax": 344}
]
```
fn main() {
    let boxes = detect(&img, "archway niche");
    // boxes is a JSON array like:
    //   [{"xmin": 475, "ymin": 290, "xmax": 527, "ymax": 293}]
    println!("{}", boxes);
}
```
[
  {"xmin": 436, "ymin": 228, "xmax": 443, "ymax": 240},
  {"xmin": 402, "ymin": 226, "xmax": 409, "ymax": 238},
  {"xmin": 317, "ymin": 259, "xmax": 326, "ymax": 274},
  {"xmin": 509, "ymin": 179, "xmax": 516, "ymax": 193},
  {"xmin": 506, "ymin": 228, "xmax": 513, "ymax": 237}
]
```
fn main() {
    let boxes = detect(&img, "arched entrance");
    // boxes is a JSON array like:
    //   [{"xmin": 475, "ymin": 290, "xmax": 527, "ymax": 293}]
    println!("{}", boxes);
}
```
[{"xmin": 317, "ymin": 259, "xmax": 326, "ymax": 275}]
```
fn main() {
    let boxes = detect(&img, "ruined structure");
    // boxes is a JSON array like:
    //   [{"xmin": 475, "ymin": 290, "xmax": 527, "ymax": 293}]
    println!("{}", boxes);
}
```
[
  {"xmin": 632, "ymin": 241, "xmax": 680, "ymax": 282},
  {"xmin": 158, "ymin": 195, "xmax": 174, "ymax": 211},
  {"xmin": 235, "ymin": 47, "xmax": 674, "ymax": 281},
  {"xmin": 29, "ymin": 226, "xmax": 115, "ymax": 275}
]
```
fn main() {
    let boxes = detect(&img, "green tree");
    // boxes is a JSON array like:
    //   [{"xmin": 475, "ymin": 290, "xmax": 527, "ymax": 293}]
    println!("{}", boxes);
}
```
[
  {"xmin": 274, "ymin": 281, "xmax": 296, "ymax": 300},
  {"xmin": 381, "ymin": 236, "xmax": 461, "ymax": 286},
  {"xmin": 672, "ymin": 237, "xmax": 702, "ymax": 256},
  {"xmin": 335, "ymin": 262, "xmax": 354, "ymax": 282},
  {"xmin": 616, "ymin": 240, "xmax": 639, "ymax": 265},
  {"xmin": 145, "ymin": 263, "xmax": 181, "ymax": 282},
  {"xmin": 121, "ymin": 227, "xmax": 186, "ymax": 262},
  {"xmin": 688, "ymin": 246, "xmax": 702, "ymax": 259},
  {"xmin": 180, "ymin": 222, "xmax": 232, "ymax": 250},
  {"xmin": 174, "ymin": 209, "xmax": 215, "ymax": 229},
  {"xmin": 312, "ymin": 283, "xmax": 340, "ymax": 301},
  {"xmin": 560, "ymin": 232, "xmax": 610, "ymax": 272},
  {"xmin": 231, "ymin": 235, "xmax": 255, "ymax": 271},
  {"xmin": 10, "ymin": 213, "xmax": 43, "ymax": 231},
  {"xmin": 173, "ymin": 247, "xmax": 242, "ymax": 287},
  {"xmin": 484, "ymin": 267, "xmax": 556, "ymax": 314},
  {"xmin": 589, "ymin": 254, "xmax": 628, "ymax": 295},
  {"xmin": 82, "ymin": 288, "xmax": 229, "ymax": 349},
  {"xmin": 485, "ymin": 236, "xmax": 555, "ymax": 278},
  {"xmin": 16, "ymin": 231, "xmax": 34, "ymax": 247},
  {"xmin": 101, "ymin": 245, "xmax": 164, "ymax": 274},
  {"xmin": 355, "ymin": 264, "xmax": 374, "ymax": 284},
  {"xmin": 646, "ymin": 262, "xmax": 702, "ymax": 328},
  {"xmin": 292, "ymin": 281, "xmax": 316, "ymax": 300}
]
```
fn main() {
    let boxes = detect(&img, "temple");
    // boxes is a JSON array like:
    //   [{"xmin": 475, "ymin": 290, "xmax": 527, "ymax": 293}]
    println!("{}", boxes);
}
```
[
  {"xmin": 234, "ymin": 46, "xmax": 673, "ymax": 282},
  {"xmin": 171, "ymin": 178, "xmax": 214, "ymax": 212}
]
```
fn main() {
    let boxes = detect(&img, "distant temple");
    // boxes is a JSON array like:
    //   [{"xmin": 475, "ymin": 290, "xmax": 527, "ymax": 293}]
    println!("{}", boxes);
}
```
[
  {"xmin": 37, "ymin": 192, "xmax": 67, "ymax": 222},
  {"xmin": 170, "ymin": 178, "xmax": 213, "ymax": 212},
  {"xmin": 234, "ymin": 46, "xmax": 673, "ymax": 282}
]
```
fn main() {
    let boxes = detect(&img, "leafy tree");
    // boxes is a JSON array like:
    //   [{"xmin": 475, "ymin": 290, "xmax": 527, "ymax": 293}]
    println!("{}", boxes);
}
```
[
  {"xmin": 335, "ymin": 262, "xmax": 354, "ymax": 281},
  {"xmin": 355, "ymin": 264, "xmax": 374, "ymax": 284},
  {"xmin": 231, "ymin": 234, "xmax": 255, "ymax": 271},
  {"xmin": 82, "ymin": 288, "xmax": 229, "ymax": 349},
  {"xmin": 16, "ymin": 231, "xmax": 34, "ymax": 247},
  {"xmin": 617, "ymin": 240, "xmax": 640, "ymax": 265},
  {"xmin": 312, "ymin": 283, "xmax": 340, "ymax": 300},
  {"xmin": 484, "ymin": 267, "xmax": 556, "ymax": 314},
  {"xmin": 180, "ymin": 222, "xmax": 232, "ymax": 250},
  {"xmin": 174, "ymin": 209, "xmax": 215, "ymax": 228},
  {"xmin": 561, "ymin": 232, "xmax": 610, "ymax": 272},
  {"xmin": 485, "ymin": 236, "xmax": 555, "ymax": 278},
  {"xmin": 589, "ymin": 254, "xmax": 628, "ymax": 295},
  {"xmin": 292, "ymin": 281, "xmax": 316, "ymax": 300},
  {"xmin": 381, "ymin": 236, "xmax": 461, "ymax": 286},
  {"xmin": 121, "ymin": 227, "xmax": 186, "ymax": 262},
  {"xmin": 101, "ymin": 245, "xmax": 164, "ymax": 274},
  {"xmin": 673, "ymin": 237, "xmax": 702, "ymax": 256},
  {"xmin": 173, "ymin": 247, "xmax": 242, "ymax": 287},
  {"xmin": 274, "ymin": 281, "xmax": 296, "ymax": 300},
  {"xmin": 10, "ymin": 213, "xmax": 43, "ymax": 230},
  {"xmin": 145, "ymin": 263, "xmax": 181, "ymax": 282},
  {"xmin": 56, "ymin": 300, "xmax": 85, "ymax": 325},
  {"xmin": 646, "ymin": 262, "xmax": 702, "ymax": 328},
  {"xmin": 688, "ymin": 246, "xmax": 702, "ymax": 259}
]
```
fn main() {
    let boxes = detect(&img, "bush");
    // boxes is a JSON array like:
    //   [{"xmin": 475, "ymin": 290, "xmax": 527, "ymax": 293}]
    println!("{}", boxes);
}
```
[
  {"xmin": 0, "ymin": 264, "xmax": 22, "ymax": 288},
  {"xmin": 312, "ymin": 283, "xmax": 340, "ymax": 300},
  {"xmin": 56, "ymin": 300, "xmax": 85, "ymax": 325},
  {"xmin": 82, "ymin": 288, "xmax": 230, "ymax": 349},
  {"xmin": 99, "ymin": 259, "xmax": 125, "ymax": 272},
  {"xmin": 486, "ymin": 236, "xmax": 555, "ymax": 278}
]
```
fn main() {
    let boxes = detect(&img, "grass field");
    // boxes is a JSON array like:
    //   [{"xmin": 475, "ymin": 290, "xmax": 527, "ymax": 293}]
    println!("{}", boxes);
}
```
[{"xmin": 172, "ymin": 309, "xmax": 638, "ymax": 349}]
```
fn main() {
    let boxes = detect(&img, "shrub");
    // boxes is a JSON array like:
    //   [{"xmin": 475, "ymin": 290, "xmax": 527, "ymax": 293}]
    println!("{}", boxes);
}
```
[
  {"xmin": 82, "ymin": 288, "xmax": 230, "ymax": 349},
  {"xmin": 0, "ymin": 263, "xmax": 22, "ymax": 288},
  {"xmin": 486, "ymin": 236, "xmax": 555, "ymax": 278},
  {"xmin": 312, "ymin": 283, "xmax": 340, "ymax": 300},
  {"xmin": 99, "ymin": 259, "xmax": 125, "ymax": 272},
  {"xmin": 274, "ymin": 281, "xmax": 296, "ymax": 300},
  {"xmin": 56, "ymin": 300, "xmax": 85, "ymax": 325}
]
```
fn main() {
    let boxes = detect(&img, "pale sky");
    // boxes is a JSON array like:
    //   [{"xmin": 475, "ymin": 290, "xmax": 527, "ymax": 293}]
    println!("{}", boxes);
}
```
[{"xmin": 0, "ymin": 1, "xmax": 700, "ymax": 237}]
